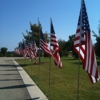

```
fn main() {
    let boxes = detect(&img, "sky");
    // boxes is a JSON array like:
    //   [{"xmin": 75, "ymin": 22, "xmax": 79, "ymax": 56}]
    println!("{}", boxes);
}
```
[{"xmin": 0, "ymin": 0, "xmax": 100, "ymax": 51}]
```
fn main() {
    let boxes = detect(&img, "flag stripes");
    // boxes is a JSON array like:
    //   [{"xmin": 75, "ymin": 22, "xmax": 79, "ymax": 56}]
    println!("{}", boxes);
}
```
[
  {"xmin": 39, "ymin": 26, "xmax": 54, "ymax": 58},
  {"xmin": 50, "ymin": 19, "xmax": 62, "ymax": 68},
  {"xmin": 74, "ymin": 0, "xmax": 99, "ymax": 83}
]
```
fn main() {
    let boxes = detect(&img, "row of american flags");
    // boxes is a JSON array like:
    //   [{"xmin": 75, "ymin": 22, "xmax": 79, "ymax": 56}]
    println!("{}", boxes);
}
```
[
  {"xmin": 15, "ymin": 19, "xmax": 62, "ymax": 68},
  {"xmin": 15, "ymin": 0, "xmax": 99, "ymax": 84}
]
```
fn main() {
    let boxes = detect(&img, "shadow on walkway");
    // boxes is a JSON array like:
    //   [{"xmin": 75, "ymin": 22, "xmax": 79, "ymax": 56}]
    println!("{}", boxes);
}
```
[
  {"xmin": 0, "ymin": 74, "xmax": 19, "ymax": 75},
  {"xmin": 0, "ymin": 79, "xmax": 22, "ymax": 81},
  {"xmin": 26, "ymin": 97, "xmax": 40, "ymax": 100},
  {"xmin": 0, "ymin": 84, "xmax": 34, "ymax": 89}
]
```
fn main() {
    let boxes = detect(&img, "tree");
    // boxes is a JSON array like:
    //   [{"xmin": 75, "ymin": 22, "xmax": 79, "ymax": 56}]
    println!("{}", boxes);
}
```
[
  {"xmin": 65, "ymin": 34, "xmax": 78, "ymax": 57},
  {"xmin": 58, "ymin": 34, "xmax": 78, "ymax": 57},
  {"xmin": 23, "ymin": 22, "xmax": 50, "ymax": 47},
  {"xmin": 92, "ymin": 21, "xmax": 100, "ymax": 57},
  {"xmin": 0, "ymin": 47, "xmax": 8, "ymax": 56},
  {"xmin": 58, "ymin": 39, "xmax": 68, "ymax": 57},
  {"xmin": 66, "ymin": 34, "xmax": 75, "ymax": 51},
  {"xmin": 30, "ymin": 23, "xmax": 40, "ymax": 47}
]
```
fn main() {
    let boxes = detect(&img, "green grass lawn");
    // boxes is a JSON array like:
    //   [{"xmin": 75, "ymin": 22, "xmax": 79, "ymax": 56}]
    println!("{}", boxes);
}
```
[{"xmin": 16, "ymin": 57, "xmax": 100, "ymax": 100}]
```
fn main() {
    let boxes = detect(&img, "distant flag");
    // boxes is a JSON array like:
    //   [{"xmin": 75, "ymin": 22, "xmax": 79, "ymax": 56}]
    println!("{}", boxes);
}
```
[
  {"xmin": 14, "ymin": 47, "xmax": 20, "ymax": 55},
  {"xmin": 74, "ymin": 0, "xmax": 99, "ymax": 83},
  {"xmin": 38, "ymin": 20, "xmax": 54, "ymax": 58},
  {"xmin": 29, "ymin": 47, "xmax": 35, "ymax": 61},
  {"xmin": 19, "ymin": 41, "xmax": 26, "ymax": 58},
  {"xmin": 28, "ymin": 33, "xmax": 35, "ymax": 61},
  {"xmin": 22, "ymin": 40, "xmax": 26, "ymax": 58},
  {"xmin": 50, "ymin": 18, "xmax": 62, "ymax": 68},
  {"xmin": 30, "ymin": 32, "xmax": 38, "ymax": 63},
  {"xmin": 33, "ymin": 41, "xmax": 38, "ymax": 58},
  {"xmin": 18, "ymin": 42, "xmax": 23, "ymax": 56},
  {"xmin": 23, "ymin": 32, "xmax": 34, "ymax": 61},
  {"xmin": 25, "ymin": 40, "xmax": 30, "ymax": 57},
  {"xmin": 22, "ymin": 39, "xmax": 28, "ymax": 58}
]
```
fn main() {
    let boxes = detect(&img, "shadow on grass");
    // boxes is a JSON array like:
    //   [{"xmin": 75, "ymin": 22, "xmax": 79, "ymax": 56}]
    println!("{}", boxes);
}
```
[
  {"xmin": 18, "ymin": 63, "xmax": 33, "ymax": 67},
  {"xmin": 97, "ymin": 61, "xmax": 100, "ymax": 66},
  {"xmin": 62, "ymin": 58, "xmax": 78, "ymax": 60},
  {"xmin": 72, "ymin": 60, "xmax": 100, "ymax": 66},
  {"xmin": 19, "ymin": 62, "xmax": 49, "ymax": 67},
  {"xmin": 72, "ymin": 62, "xmax": 83, "ymax": 65}
]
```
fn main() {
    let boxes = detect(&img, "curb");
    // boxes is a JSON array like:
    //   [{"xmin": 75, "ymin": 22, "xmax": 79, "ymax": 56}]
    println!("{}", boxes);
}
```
[{"xmin": 13, "ymin": 60, "xmax": 48, "ymax": 100}]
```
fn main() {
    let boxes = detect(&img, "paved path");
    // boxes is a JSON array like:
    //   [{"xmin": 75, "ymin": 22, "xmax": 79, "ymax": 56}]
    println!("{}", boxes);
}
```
[{"xmin": 0, "ymin": 57, "xmax": 48, "ymax": 100}]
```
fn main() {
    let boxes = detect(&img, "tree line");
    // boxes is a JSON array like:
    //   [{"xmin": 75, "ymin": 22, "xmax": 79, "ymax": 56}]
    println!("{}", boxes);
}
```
[
  {"xmin": 0, "ymin": 47, "xmax": 21, "ymax": 57},
  {"xmin": 59, "ymin": 21, "xmax": 100, "ymax": 57},
  {"xmin": 0, "ymin": 21, "xmax": 100, "ymax": 57},
  {"xmin": 22, "ymin": 21, "xmax": 100, "ymax": 58}
]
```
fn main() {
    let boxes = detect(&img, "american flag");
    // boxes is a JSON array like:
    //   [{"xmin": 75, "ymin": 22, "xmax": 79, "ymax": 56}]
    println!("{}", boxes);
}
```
[
  {"xmin": 33, "ymin": 42, "xmax": 38, "ymax": 57},
  {"xmin": 14, "ymin": 47, "xmax": 20, "ymax": 55},
  {"xmin": 27, "ymin": 32, "xmax": 35, "ymax": 60},
  {"xmin": 18, "ymin": 42, "xmax": 23, "ymax": 56},
  {"xmin": 31, "ymin": 33, "xmax": 38, "ymax": 63},
  {"xmin": 23, "ymin": 40, "xmax": 28, "ymax": 58},
  {"xmin": 31, "ymin": 33, "xmax": 38, "ymax": 58},
  {"xmin": 74, "ymin": 0, "xmax": 99, "ymax": 83},
  {"xmin": 28, "ymin": 42, "xmax": 35, "ymax": 60},
  {"xmin": 22, "ymin": 40, "xmax": 27, "ymax": 58},
  {"xmin": 32, "ymin": 42, "xmax": 38, "ymax": 63},
  {"xmin": 50, "ymin": 19, "xmax": 62, "ymax": 68},
  {"xmin": 39, "ymin": 26, "xmax": 54, "ymax": 58},
  {"xmin": 25, "ymin": 40, "xmax": 30, "ymax": 57},
  {"xmin": 17, "ymin": 42, "xmax": 25, "ymax": 57}
]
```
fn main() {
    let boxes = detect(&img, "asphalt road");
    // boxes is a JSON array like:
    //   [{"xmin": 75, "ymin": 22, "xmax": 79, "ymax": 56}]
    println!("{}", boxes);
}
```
[{"xmin": 0, "ymin": 57, "xmax": 31, "ymax": 100}]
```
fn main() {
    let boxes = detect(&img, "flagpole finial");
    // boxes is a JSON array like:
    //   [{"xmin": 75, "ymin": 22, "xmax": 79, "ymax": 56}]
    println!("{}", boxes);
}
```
[{"xmin": 37, "ymin": 18, "xmax": 40, "ymax": 24}]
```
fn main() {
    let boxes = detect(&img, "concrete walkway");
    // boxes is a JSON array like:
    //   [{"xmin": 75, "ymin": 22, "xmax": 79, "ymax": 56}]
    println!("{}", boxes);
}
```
[{"xmin": 0, "ymin": 57, "xmax": 48, "ymax": 100}]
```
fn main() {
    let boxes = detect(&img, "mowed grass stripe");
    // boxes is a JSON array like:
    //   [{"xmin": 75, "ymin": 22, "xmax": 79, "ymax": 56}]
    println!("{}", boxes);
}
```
[{"xmin": 16, "ymin": 57, "xmax": 100, "ymax": 100}]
